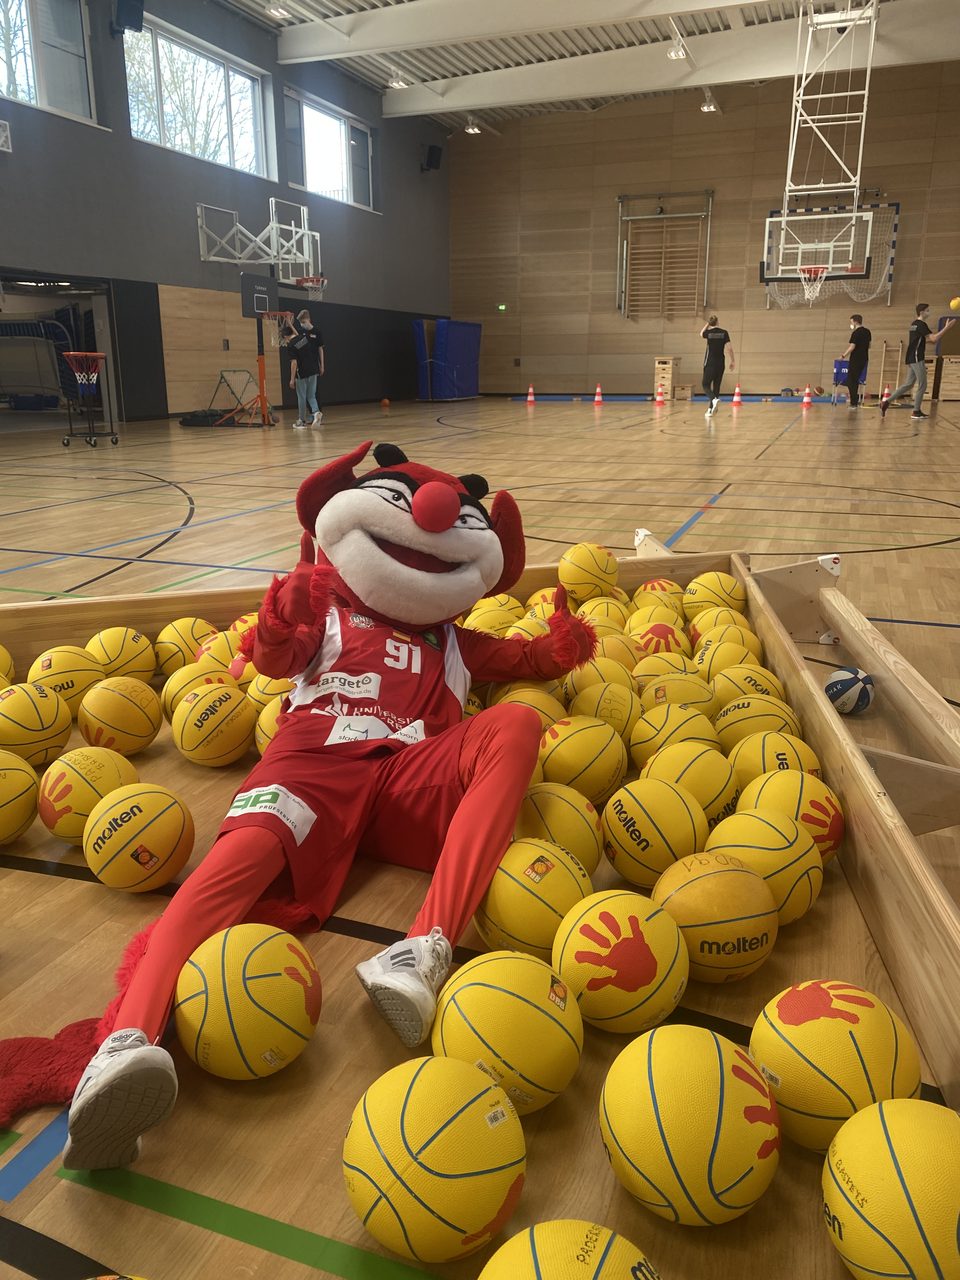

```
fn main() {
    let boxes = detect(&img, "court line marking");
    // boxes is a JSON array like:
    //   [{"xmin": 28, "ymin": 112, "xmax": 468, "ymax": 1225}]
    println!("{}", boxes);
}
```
[
  {"xmin": 0, "ymin": 1215, "xmax": 109, "ymax": 1280},
  {"xmin": 0, "ymin": 1130, "xmax": 21, "ymax": 1157},
  {"xmin": 0, "ymin": 1112, "xmax": 68, "ymax": 1202}
]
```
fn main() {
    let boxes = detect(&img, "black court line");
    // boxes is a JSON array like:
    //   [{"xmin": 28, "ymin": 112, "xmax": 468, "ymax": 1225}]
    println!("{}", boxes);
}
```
[
  {"xmin": 1, "ymin": 852, "xmax": 946, "ymax": 1106},
  {"xmin": 0, "ymin": 1217, "xmax": 110, "ymax": 1280},
  {"xmin": 0, "ymin": 480, "xmax": 171, "ymax": 521}
]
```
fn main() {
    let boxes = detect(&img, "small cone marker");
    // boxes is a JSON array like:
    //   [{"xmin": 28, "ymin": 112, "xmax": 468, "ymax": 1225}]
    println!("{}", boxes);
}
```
[
  {"xmin": 654, "ymin": 383, "xmax": 665, "ymax": 406},
  {"xmin": 881, "ymin": 383, "xmax": 891, "ymax": 404},
  {"xmin": 594, "ymin": 383, "xmax": 604, "ymax": 405},
  {"xmin": 526, "ymin": 384, "xmax": 535, "ymax": 404},
  {"xmin": 802, "ymin": 383, "xmax": 813, "ymax": 407},
  {"xmin": 731, "ymin": 382, "xmax": 743, "ymax": 406}
]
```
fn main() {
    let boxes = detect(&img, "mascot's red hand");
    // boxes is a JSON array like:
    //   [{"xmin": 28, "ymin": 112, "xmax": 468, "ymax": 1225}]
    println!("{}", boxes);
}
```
[
  {"xmin": 536, "ymin": 585, "xmax": 597, "ymax": 670},
  {"xmin": 274, "ymin": 531, "xmax": 318, "ymax": 627}
]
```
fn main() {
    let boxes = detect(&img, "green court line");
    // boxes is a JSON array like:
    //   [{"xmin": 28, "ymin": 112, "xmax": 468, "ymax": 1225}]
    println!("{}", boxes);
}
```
[
  {"xmin": 0, "ymin": 1131, "xmax": 21, "ymax": 1157},
  {"xmin": 0, "ymin": 584, "xmax": 93, "ymax": 600},
  {"xmin": 57, "ymin": 1168, "xmax": 431, "ymax": 1279},
  {"xmin": 145, "ymin": 543, "xmax": 300, "ymax": 593}
]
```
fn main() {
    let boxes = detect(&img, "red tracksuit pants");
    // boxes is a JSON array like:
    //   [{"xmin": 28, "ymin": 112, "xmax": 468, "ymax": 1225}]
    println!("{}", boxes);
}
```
[{"xmin": 113, "ymin": 704, "xmax": 540, "ymax": 1041}]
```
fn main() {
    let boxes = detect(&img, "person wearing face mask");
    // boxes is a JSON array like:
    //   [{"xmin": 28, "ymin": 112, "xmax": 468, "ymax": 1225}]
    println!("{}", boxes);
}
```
[
  {"xmin": 698, "ymin": 315, "xmax": 735, "ymax": 417},
  {"xmin": 288, "ymin": 308, "xmax": 324, "ymax": 429},
  {"xmin": 839, "ymin": 314, "xmax": 871, "ymax": 408},
  {"xmin": 881, "ymin": 304, "xmax": 957, "ymax": 421}
]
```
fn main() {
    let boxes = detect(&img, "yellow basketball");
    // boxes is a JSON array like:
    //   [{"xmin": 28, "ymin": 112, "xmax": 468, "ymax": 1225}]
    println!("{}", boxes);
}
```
[
  {"xmin": 635, "ymin": 576, "xmax": 685, "ymax": 611},
  {"xmin": 628, "ymin": 705, "xmax": 720, "ymax": 768},
  {"xmin": 526, "ymin": 599, "xmax": 557, "ymax": 622},
  {"xmin": 505, "ymin": 616, "xmax": 551, "ymax": 641},
  {"xmin": 497, "ymin": 687, "xmax": 567, "ymax": 731},
  {"xmin": 576, "ymin": 597, "xmax": 632, "ymax": 630},
  {"xmin": 552, "ymin": 889, "xmax": 688, "ymax": 1033},
  {"xmin": 727, "ymin": 731, "xmax": 822, "ymax": 789},
  {"xmin": 463, "ymin": 606, "xmax": 520, "ymax": 636},
  {"xmin": 539, "ymin": 717, "xmax": 628, "ymax": 804},
  {"xmin": 629, "ymin": 619, "xmax": 692, "ymax": 659},
  {"xmin": 171, "ymin": 685, "xmax": 256, "ymax": 767},
  {"xmin": 626, "ymin": 604, "xmax": 681, "ymax": 635},
  {"xmin": 478, "ymin": 1219, "xmax": 662, "ymax": 1280},
  {"xmin": 525, "ymin": 586, "xmax": 557, "ymax": 608},
  {"xmin": 822, "ymin": 1100, "xmax": 959, "ymax": 1278},
  {"xmin": 642, "ymin": 741, "xmax": 740, "ymax": 828},
  {"xmin": 27, "ymin": 646, "xmax": 104, "ymax": 716},
  {"xmin": 951, "ymin": 297, "xmax": 960, "ymax": 312},
  {"xmin": 255, "ymin": 695, "xmax": 284, "ymax": 755},
  {"xmin": 609, "ymin": 585, "xmax": 632, "ymax": 606},
  {"xmin": 84, "ymin": 783, "xmax": 194, "ymax": 892},
  {"xmin": 712, "ymin": 663, "xmax": 785, "ymax": 707},
  {"xmin": 86, "ymin": 627, "xmax": 155, "ymax": 681},
  {"xmin": 688, "ymin": 606, "xmax": 754, "ymax": 647},
  {"xmin": 714, "ymin": 695, "xmax": 802, "ymax": 753},
  {"xmin": 475, "ymin": 838, "xmax": 593, "ymax": 961},
  {"xmin": 78, "ymin": 677, "xmax": 162, "ymax": 756},
  {"xmin": 229, "ymin": 610, "xmax": 259, "ymax": 634},
  {"xmin": 751, "ymin": 982, "xmax": 922, "ymax": 1152},
  {"xmin": 488, "ymin": 678, "xmax": 565, "ymax": 707},
  {"xmin": 587, "ymin": 619, "xmax": 628, "ymax": 640},
  {"xmin": 639, "ymin": 674, "xmax": 720, "ymax": 721},
  {"xmin": 558, "ymin": 542, "xmax": 618, "ymax": 603},
  {"xmin": 245, "ymin": 673, "xmax": 294, "ymax": 715},
  {"xmin": 529, "ymin": 758, "xmax": 544, "ymax": 786},
  {"xmin": 705, "ymin": 809, "xmax": 823, "ymax": 925},
  {"xmin": 0, "ymin": 642, "xmax": 14, "ymax": 683},
  {"xmin": 601, "ymin": 779, "xmax": 708, "ymax": 888},
  {"xmin": 694, "ymin": 640, "xmax": 760, "ymax": 682},
  {"xmin": 696, "ymin": 624, "xmax": 764, "ymax": 662},
  {"xmin": 464, "ymin": 690, "xmax": 485, "ymax": 718},
  {"xmin": 195, "ymin": 629, "xmax": 243, "ymax": 669},
  {"xmin": 561, "ymin": 657, "xmax": 634, "ymax": 703},
  {"xmin": 568, "ymin": 682, "xmax": 642, "ymax": 740},
  {"xmin": 738, "ymin": 770, "xmax": 845, "ymax": 864},
  {"xmin": 652, "ymin": 851, "xmax": 778, "ymax": 982},
  {"xmin": 38, "ymin": 746, "xmax": 138, "ymax": 846},
  {"xmin": 343, "ymin": 1056, "xmax": 526, "ymax": 1263},
  {"xmin": 175, "ymin": 924, "xmax": 321, "ymax": 1080},
  {"xmin": 0, "ymin": 749, "xmax": 39, "ymax": 844},
  {"xmin": 600, "ymin": 1025, "xmax": 780, "ymax": 1225},
  {"xmin": 515, "ymin": 783, "xmax": 603, "ymax": 875},
  {"xmin": 161, "ymin": 662, "xmax": 238, "ymax": 721},
  {"xmin": 475, "ymin": 593, "xmax": 524, "ymax": 619},
  {"xmin": 632, "ymin": 653, "xmax": 698, "ymax": 688},
  {"xmin": 154, "ymin": 617, "xmax": 217, "ymax": 679},
  {"xmin": 432, "ymin": 952, "xmax": 583, "ymax": 1114},
  {"xmin": 0, "ymin": 682, "xmax": 72, "ymax": 766},
  {"xmin": 595, "ymin": 633, "xmax": 641, "ymax": 670},
  {"xmin": 682, "ymin": 571, "xmax": 747, "ymax": 621}
]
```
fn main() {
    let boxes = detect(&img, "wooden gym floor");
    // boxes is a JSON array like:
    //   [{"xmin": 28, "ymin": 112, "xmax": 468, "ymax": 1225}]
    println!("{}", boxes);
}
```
[{"xmin": 0, "ymin": 397, "xmax": 958, "ymax": 1280}]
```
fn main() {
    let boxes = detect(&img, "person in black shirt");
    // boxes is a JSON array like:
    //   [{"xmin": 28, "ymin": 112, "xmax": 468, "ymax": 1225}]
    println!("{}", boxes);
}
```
[
  {"xmin": 287, "ymin": 309, "xmax": 324, "ymax": 429},
  {"xmin": 699, "ymin": 315, "xmax": 735, "ymax": 417},
  {"xmin": 840, "ymin": 314, "xmax": 871, "ymax": 407},
  {"xmin": 882, "ymin": 303, "xmax": 957, "ymax": 420}
]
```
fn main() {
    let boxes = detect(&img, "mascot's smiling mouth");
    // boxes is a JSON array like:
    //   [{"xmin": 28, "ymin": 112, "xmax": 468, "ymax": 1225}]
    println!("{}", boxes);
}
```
[{"xmin": 373, "ymin": 536, "xmax": 463, "ymax": 574}]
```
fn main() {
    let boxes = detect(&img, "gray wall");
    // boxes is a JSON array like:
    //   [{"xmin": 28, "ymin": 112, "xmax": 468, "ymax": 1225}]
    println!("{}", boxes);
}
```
[{"xmin": 0, "ymin": 0, "xmax": 450, "ymax": 316}]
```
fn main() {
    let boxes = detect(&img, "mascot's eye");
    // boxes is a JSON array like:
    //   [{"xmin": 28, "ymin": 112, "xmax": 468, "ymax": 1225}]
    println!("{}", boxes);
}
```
[
  {"xmin": 457, "ymin": 510, "xmax": 488, "ymax": 530},
  {"xmin": 365, "ymin": 482, "xmax": 412, "ymax": 511}
]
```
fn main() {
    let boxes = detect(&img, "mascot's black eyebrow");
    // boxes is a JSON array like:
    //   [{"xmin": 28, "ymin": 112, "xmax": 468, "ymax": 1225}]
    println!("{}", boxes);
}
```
[{"xmin": 356, "ymin": 470, "xmax": 492, "ymax": 525}]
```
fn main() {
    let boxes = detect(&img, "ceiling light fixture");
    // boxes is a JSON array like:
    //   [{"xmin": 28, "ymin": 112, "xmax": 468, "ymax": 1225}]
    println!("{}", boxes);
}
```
[
  {"xmin": 266, "ymin": 6, "xmax": 290, "ymax": 17},
  {"xmin": 464, "ymin": 117, "xmax": 482, "ymax": 135},
  {"xmin": 666, "ymin": 18, "xmax": 689, "ymax": 61},
  {"xmin": 700, "ymin": 87, "xmax": 719, "ymax": 113},
  {"xmin": 387, "ymin": 68, "xmax": 409, "ymax": 89}
]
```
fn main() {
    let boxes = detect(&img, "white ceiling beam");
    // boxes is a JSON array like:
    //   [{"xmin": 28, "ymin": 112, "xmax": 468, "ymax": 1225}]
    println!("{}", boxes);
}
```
[
  {"xmin": 380, "ymin": 0, "xmax": 957, "ymax": 116},
  {"xmin": 276, "ymin": 0, "xmax": 767, "ymax": 64}
]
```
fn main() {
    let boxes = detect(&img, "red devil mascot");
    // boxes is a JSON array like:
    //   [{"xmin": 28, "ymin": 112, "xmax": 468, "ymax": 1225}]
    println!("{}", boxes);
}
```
[{"xmin": 1, "ymin": 441, "xmax": 596, "ymax": 1172}]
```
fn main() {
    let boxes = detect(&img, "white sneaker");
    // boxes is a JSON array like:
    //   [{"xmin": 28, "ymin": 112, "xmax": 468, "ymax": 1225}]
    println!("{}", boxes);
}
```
[
  {"xmin": 292, "ymin": 419, "xmax": 306, "ymax": 430},
  {"xmin": 62, "ymin": 1029, "xmax": 178, "ymax": 1170},
  {"xmin": 356, "ymin": 927, "xmax": 452, "ymax": 1047},
  {"xmin": 311, "ymin": 412, "xmax": 323, "ymax": 427},
  {"xmin": 711, "ymin": 397, "xmax": 720, "ymax": 414}
]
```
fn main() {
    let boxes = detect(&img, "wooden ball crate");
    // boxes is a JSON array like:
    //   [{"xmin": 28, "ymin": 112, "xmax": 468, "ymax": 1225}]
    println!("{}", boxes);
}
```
[{"xmin": 2, "ymin": 539, "xmax": 959, "ymax": 1279}]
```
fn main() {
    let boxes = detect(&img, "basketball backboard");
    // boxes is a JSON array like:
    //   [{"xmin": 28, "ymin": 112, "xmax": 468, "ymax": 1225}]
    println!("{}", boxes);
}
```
[{"xmin": 240, "ymin": 272, "xmax": 278, "ymax": 319}]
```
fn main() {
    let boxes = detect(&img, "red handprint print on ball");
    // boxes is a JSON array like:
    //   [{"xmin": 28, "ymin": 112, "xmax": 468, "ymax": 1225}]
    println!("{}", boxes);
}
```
[
  {"xmin": 460, "ymin": 1173, "xmax": 524, "ymax": 1247},
  {"xmin": 776, "ymin": 980, "xmax": 874, "ymax": 1027},
  {"xmin": 732, "ymin": 1049, "xmax": 780, "ymax": 1161},
  {"xmin": 82, "ymin": 725, "xmax": 117, "ymax": 750},
  {"xmin": 38, "ymin": 770, "xmax": 74, "ymax": 828},
  {"xmin": 801, "ymin": 794, "xmax": 844, "ymax": 856},
  {"xmin": 637, "ymin": 623, "xmax": 679, "ymax": 654},
  {"xmin": 574, "ymin": 911, "xmax": 658, "ymax": 992},
  {"xmin": 283, "ymin": 941, "xmax": 323, "ymax": 1025}
]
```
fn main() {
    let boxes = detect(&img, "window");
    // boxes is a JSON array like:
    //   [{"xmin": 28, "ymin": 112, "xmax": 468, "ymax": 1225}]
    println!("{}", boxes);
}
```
[
  {"xmin": 285, "ymin": 90, "xmax": 375, "ymax": 210},
  {"xmin": 124, "ymin": 22, "xmax": 265, "ymax": 176},
  {"xmin": 0, "ymin": 0, "xmax": 92, "ymax": 120}
]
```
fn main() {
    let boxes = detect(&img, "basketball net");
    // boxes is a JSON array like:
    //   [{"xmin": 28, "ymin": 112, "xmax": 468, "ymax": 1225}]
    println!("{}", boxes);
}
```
[
  {"xmin": 264, "ymin": 311, "xmax": 294, "ymax": 348},
  {"xmin": 766, "ymin": 205, "xmax": 897, "ymax": 310},
  {"xmin": 799, "ymin": 268, "xmax": 827, "ymax": 305},
  {"xmin": 296, "ymin": 275, "xmax": 327, "ymax": 302}
]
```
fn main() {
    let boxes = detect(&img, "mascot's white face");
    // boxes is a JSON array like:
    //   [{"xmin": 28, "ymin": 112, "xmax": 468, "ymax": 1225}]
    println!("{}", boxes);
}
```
[{"xmin": 314, "ymin": 471, "xmax": 505, "ymax": 626}]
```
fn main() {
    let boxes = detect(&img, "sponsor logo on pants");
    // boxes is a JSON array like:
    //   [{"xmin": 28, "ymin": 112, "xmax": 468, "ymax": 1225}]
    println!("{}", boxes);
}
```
[{"xmin": 227, "ymin": 785, "xmax": 317, "ymax": 845}]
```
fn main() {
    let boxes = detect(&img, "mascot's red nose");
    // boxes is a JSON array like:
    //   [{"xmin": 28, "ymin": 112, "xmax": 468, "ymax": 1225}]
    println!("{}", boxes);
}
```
[{"xmin": 411, "ymin": 481, "xmax": 461, "ymax": 533}]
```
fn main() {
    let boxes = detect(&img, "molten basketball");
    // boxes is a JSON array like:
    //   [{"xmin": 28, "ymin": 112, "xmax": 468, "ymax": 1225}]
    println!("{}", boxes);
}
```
[
  {"xmin": 705, "ymin": 809, "xmax": 823, "ymax": 925},
  {"xmin": 86, "ymin": 627, "xmax": 155, "ymax": 681},
  {"xmin": 254, "ymin": 696, "xmax": 284, "ymax": 755},
  {"xmin": 712, "ymin": 664, "xmax": 785, "ymax": 708},
  {"xmin": 162, "ymin": 662, "xmax": 238, "ymax": 721},
  {"xmin": 84, "ymin": 783, "xmax": 194, "ymax": 892},
  {"xmin": 475, "ymin": 838, "xmax": 593, "ymax": 961},
  {"xmin": 714, "ymin": 695, "xmax": 802, "ymax": 753},
  {"xmin": 601, "ymin": 779, "xmax": 708, "ymax": 888},
  {"xmin": 738, "ymin": 770, "xmax": 845, "ymax": 863},
  {"xmin": 154, "ymin": 617, "xmax": 217, "ymax": 679},
  {"xmin": 38, "ymin": 746, "xmax": 138, "ymax": 846},
  {"xmin": 538, "ymin": 716, "xmax": 627, "ymax": 804},
  {"xmin": 171, "ymin": 685, "xmax": 256, "ymax": 766},
  {"xmin": 629, "ymin": 704, "xmax": 720, "ymax": 768},
  {"xmin": 0, "ymin": 749, "xmax": 39, "ymax": 844},
  {"xmin": 557, "ymin": 542, "xmax": 618, "ymax": 602},
  {"xmin": 727, "ymin": 731, "xmax": 821, "ymax": 789},
  {"xmin": 641, "ymin": 741, "xmax": 740, "ymax": 828},
  {"xmin": 0, "ymin": 682, "xmax": 72, "ymax": 766},
  {"xmin": 561, "ymin": 657, "xmax": 634, "ymax": 703},
  {"xmin": 78, "ymin": 677, "xmax": 163, "ymax": 756},
  {"xmin": 682, "ymin": 572, "xmax": 747, "ymax": 621},
  {"xmin": 639, "ymin": 674, "xmax": 720, "ymax": 721},
  {"xmin": 478, "ymin": 1220, "xmax": 662, "ymax": 1280},
  {"xmin": 515, "ymin": 782, "xmax": 603, "ymax": 874},
  {"xmin": 632, "ymin": 653, "xmax": 698, "ymax": 688},
  {"xmin": 568, "ymin": 682, "xmax": 642, "ymax": 740},
  {"xmin": 27, "ymin": 646, "xmax": 104, "ymax": 716}
]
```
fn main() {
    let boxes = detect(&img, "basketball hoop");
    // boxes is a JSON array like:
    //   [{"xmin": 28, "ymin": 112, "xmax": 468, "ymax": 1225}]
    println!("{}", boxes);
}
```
[
  {"xmin": 264, "ymin": 311, "xmax": 295, "ymax": 348},
  {"xmin": 64, "ymin": 351, "xmax": 105, "ymax": 395},
  {"xmin": 799, "ymin": 267, "xmax": 828, "ymax": 304},
  {"xmin": 296, "ymin": 275, "xmax": 327, "ymax": 301}
]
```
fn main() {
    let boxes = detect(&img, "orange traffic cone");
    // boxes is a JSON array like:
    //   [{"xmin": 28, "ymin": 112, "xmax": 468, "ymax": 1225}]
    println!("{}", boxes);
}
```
[
  {"xmin": 526, "ymin": 384, "xmax": 535, "ymax": 404},
  {"xmin": 802, "ymin": 383, "xmax": 813, "ymax": 407},
  {"xmin": 654, "ymin": 383, "xmax": 665, "ymax": 406},
  {"xmin": 731, "ymin": 382, "xmax": 743, "ymax": 406},
  {"xmin": 881, "ymin": 383, "xmax": 891, "ymax": 403},
  {"xmin": 594, "ymin": 383, "xmax": 604, "ymax": 405}
]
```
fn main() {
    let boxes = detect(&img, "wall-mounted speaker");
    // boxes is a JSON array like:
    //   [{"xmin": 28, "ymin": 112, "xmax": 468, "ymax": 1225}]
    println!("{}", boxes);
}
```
[
  {"xmin": 420, "ymin": 144, "xmax": 443, "ymax": 173},
  {"xmin": 112, "ymin": 0, "xmax": 145, "ymax": 34}
]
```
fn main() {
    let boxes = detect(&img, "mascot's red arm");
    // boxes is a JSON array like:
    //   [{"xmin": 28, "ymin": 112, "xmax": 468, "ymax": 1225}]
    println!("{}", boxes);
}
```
[
  {"xmin": 234, "ymin": 531, "xmax": 329, "ymax": 679},
  {"xmin": 455, "ymin": 585, "xmax": 597, "ymax": 681}
]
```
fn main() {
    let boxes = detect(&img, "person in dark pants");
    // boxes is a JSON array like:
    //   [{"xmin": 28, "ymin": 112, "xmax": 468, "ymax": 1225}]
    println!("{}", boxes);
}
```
[
  {"xmin": 882, "ymin": 304, "xmax": 956, "ymax": 421},
  {"xmin": 840, "ymin": 314, "xmax": 871, "ymax": 408},
  {"xmin": 287, "ymin": 309, "xmax": 324, "ymax": 429},
  {"xmin": 699, "ymin": 316, "xmax": 735, "ymax": 417}
]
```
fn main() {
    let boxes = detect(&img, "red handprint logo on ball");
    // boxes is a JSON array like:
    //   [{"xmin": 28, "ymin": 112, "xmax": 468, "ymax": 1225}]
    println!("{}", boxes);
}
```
[
  {"xmin": 637, "ymin": 623, "xmax": 678, "ymax": 654},
  {"xmin": 82, "ymin": 725, "xmax": 117, "ymax": 750},
  {"xmin": 38, "ymin": 770, "xmax": 73, "ymax": 828},
  {"xmin": 460, "ymin": 1172, "xmax": 524, "ymax": 1247},
  {"xmin": 574, "ymin": 912, "xmax": 658, "ymax": 992},
  {"xmin": 284, "ymin": 941, "xmax": 323, "ymax": 1025},
  {"xmin": 801, "ymin": 794, "xmax": 844, "ymax": 855},
  {"xmin": 732, "ymin": 1049, "xmax": 780, "ymax": 1161},
  {"xmin": 776, "ymin": 980, "xmax": 874, "ymax": 1027}
]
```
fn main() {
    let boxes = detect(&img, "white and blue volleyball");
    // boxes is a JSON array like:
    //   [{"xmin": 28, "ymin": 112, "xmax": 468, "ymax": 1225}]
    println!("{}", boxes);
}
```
[{"xmin": 824, "ymin": 667, "xmax": 874, "ymax": 715}]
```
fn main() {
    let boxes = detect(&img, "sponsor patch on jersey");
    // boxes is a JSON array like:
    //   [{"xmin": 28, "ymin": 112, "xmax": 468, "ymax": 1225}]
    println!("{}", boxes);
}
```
[
  {"xmin": 311, "ymin": 670, "xmax": 382, "ymax": 699},
  {"xmin": 348, "ymin": 613, "xmax": 374, "ymax": 629},
  {"xmin": 389, "ymin": 719, "xmax": 425, "ymax": 745},
  {"xmin": 226, "ymin": 784, "xmax": 317, "ymax": 845},
  {"xmin": 421, "ymin": 629, "xmax": 440, "ymax": 649}
]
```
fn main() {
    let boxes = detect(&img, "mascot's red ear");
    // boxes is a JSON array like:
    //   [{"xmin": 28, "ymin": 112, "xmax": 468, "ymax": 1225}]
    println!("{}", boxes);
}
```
[
  {"xmin": 489, "ymin": 490, "xmax": 525, "ymax": 594},
  {"xmin": 296, "ymin": 439, "xmax": 372, "ymax": 532}
]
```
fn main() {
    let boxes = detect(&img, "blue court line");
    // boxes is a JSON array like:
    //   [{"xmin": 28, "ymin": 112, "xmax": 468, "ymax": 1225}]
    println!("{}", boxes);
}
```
[
  {"xmin": 0, "ymin": 500, "xmax": 292, "ymax": 578},
  {"xmin": 868, "ymin": 616, "xmax": 960, "ymax": 630},
  {"xmin": 0, "ymin": 547, "xmax": 281, "ymax": 576},
  {"xmin": 665, "ymin": 494, "xmax": 722, "ymax": 548},
  {"xmin": 0, "ymin": 1111, "xmax": 68, "ymax": 1202}
]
